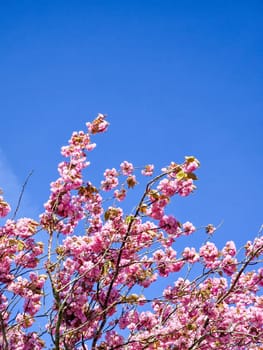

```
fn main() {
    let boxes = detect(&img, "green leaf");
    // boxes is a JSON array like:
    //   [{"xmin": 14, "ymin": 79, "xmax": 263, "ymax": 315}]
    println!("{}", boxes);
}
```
[
  {"xmin": 176, "ymin": 170, "xmax": 186, "ymax": 180},
  {"xmin": 125, "ymin": 215, "xmax": 135, "ymax": 224}
]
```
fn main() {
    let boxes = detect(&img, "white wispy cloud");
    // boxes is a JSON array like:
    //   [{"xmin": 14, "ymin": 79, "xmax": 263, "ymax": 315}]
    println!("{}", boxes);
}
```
[{"xmin": 0, "ymin": 149, "xmax": 37, "ymax": 219}]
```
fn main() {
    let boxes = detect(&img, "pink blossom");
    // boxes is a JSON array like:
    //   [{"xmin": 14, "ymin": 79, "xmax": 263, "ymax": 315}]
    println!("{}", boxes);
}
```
[
  {"xmin": 15, "ymin": 218, "xmax": 39, "ymax": 238},
  {"xmin": 183, "ymin": 157, "xmax": 200, "ymax": 173},
  {"xmin": 0, "ymin": 196, "xmax": 11, "ymax": 217},
  {"xmin": 182, "ymin": 247, "xmax": 199, "ymax": 263},
  {"xmin": 120, "ymin": 161, "xmax": 134, "ymax": 175},
  {"xmin": 257, "ymin": 268, "xmax": 263, "ymax": 286},
  {"xmin": 178, "ymin": 179, "xmax": 196, "ymax": 197},
  {"xmin": 86, "ymin": 113, "xmax": 109, "ymax": 134},
  {"xmin": 182, "ymin": 221, "xmax": 196, "ymax": 235},
  {"xmin": 199, "ymin": 241, "xmax": 220, "ymax": 269},
  {"xmin": 221, "ymin": 255, "xmax": 237, "ymax": 276},
  {"xmin": 159, "ymin": 215, "xmax": 179, "ymax": 235},
  {"xmin": 101, "ymin": 168, "xmax": 119, "ymax": 191},
  {"xmin": 141, "ymin": 164, "xmax": 154, "ymax": 176},
  {"xmin": 114, "ymin": 188, "xmax": 127, "ymax": 201},
  {"xmin": 148, "ymin": 202, "xmax": 165, "ymax": 220},
  {"xmin": 157, "ymin": 178, "xmax": 178, "ymax": 196},
  {"xmin": 105, "ymin": 330, "xmax": 124, "ymax": 347},
  {"xmin": 222, "ymin": 240, "xmax": 237, "ymax": 257}
]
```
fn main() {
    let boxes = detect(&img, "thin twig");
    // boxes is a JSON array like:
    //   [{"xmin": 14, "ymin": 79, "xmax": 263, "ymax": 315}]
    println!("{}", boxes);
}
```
[{"xmin": 12, "ymin": 170, "xmax": 34, "ymax": 220}]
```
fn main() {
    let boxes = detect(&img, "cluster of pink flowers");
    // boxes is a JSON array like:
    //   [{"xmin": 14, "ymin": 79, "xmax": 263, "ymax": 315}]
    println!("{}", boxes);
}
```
[
  {"xmin": 86, "ymin": 113, "xmax": 109, "ymax": 134},
  {"xmin": 40, "ymin": 114, "xmax": 109, "ymax": 235},
  {"xmin": 8, "ymin": 272, "xmax": 46, "ymax": 321},
  {"xmin": 120, "ymin": 161, "xmax": 134, "ymax": 175},
  {"xmin": 0, "ymin": 214, "xmax": 44, "ymax": 347},
  {"xmin": 0, "ymin": 116, "xmax": 263, "ymax": 349},
  {"xmin": 101, "ymin": 168, "xmax": 119, "ymax": 191},
  {"xmin": 0, "ymin": 192, "xmax": 11, "ymax": 217}
]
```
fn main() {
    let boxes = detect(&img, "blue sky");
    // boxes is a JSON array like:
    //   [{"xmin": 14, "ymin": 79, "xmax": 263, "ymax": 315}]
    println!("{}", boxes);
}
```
[{"xmin": 1, "ymin": 0, "xmax": 262, "ymax": 251}]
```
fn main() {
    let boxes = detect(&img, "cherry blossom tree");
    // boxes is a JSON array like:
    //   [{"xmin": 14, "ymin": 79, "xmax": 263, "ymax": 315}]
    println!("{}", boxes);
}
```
[{"xmin": 0, "ymin": 114, "xmax": 262, "ymax": 350}]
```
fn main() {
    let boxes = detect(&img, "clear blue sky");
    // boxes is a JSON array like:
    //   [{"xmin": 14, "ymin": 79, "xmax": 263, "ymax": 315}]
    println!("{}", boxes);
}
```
[{"xmin": 1, "ymin": 0, "xmax": 262, "ymax": 251}]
